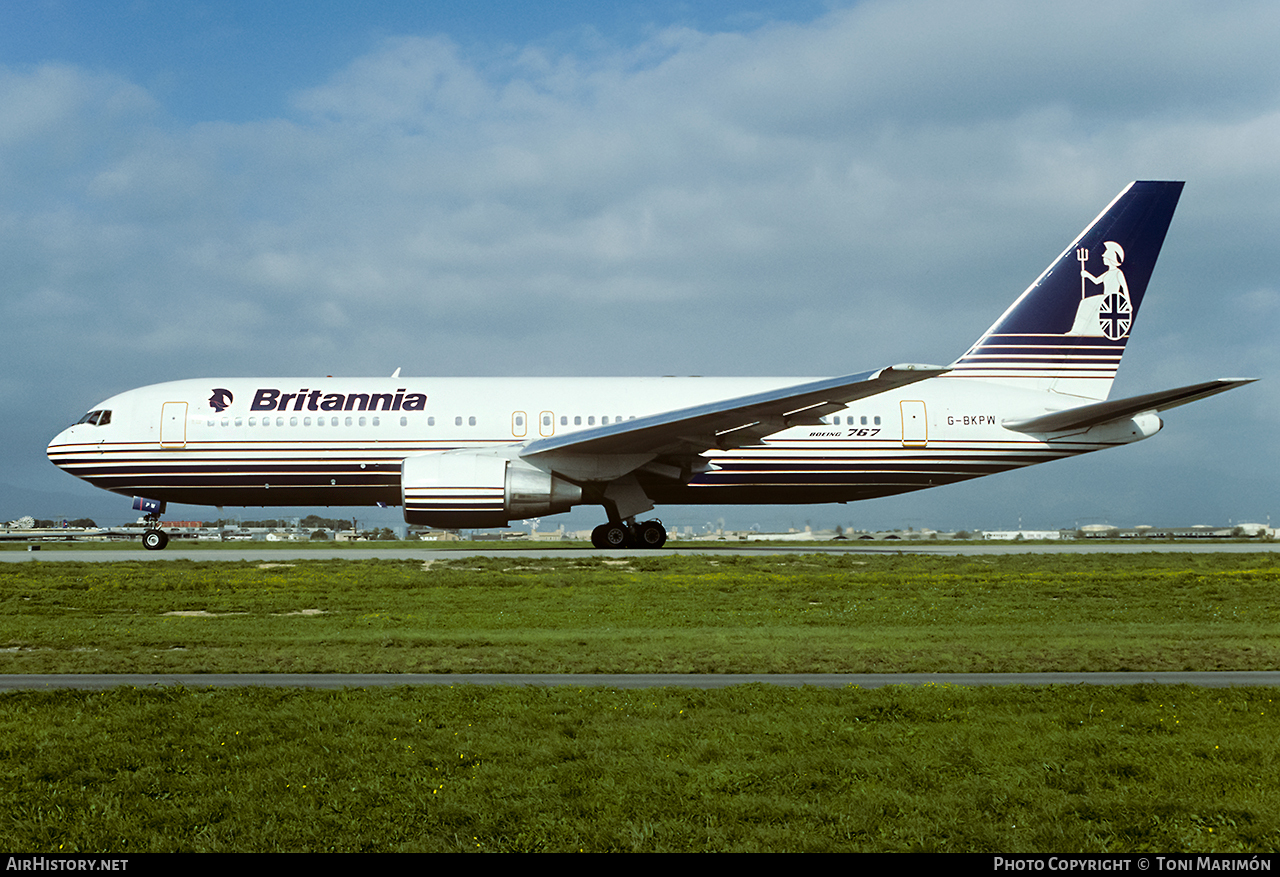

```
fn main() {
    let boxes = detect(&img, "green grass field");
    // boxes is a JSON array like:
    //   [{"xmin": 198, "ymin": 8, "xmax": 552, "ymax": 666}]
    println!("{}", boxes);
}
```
[
  {"xmin": 3, "ymin": 553, "xmax": 1278, "ymax": 673},
  {"xmin": 2, "ymin": 553, "xmax": 1278, "ymax": 852}
]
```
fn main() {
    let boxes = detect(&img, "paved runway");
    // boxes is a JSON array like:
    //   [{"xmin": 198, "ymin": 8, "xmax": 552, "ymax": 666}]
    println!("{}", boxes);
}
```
[
  {"xmin": 5, "ymin": 541, "xmax": 1280, "ymax": 562},
  {"xmin": 3, "ymin": 672, "xmax": 1279, "ymax": 690}
]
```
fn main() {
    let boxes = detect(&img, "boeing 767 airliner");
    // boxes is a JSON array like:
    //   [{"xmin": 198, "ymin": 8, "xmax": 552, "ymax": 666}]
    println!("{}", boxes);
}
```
[{"xmin": 47, "ymin": 181, "xmax": 1253, "ymax": 548}]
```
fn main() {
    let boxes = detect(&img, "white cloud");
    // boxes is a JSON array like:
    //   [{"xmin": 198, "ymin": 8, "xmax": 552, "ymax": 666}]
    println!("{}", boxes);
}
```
[
  {"xmin": 0, "ymin": 63, "xmax": 156, "ymax": 148},
  {"xmin": 6, "ymin": 4, "xmax": 1279, "ymax": 369}
]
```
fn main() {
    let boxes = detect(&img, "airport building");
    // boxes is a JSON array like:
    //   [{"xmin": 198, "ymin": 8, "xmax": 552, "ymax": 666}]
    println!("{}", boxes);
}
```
[{"xmin": 2, "ymin": 516, "xmax": 1274, "ymax": 544}]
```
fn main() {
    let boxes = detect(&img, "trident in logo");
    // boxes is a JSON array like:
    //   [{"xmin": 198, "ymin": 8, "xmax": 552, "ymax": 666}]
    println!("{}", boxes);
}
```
[{"xmin": 1076, "ymin": 248, "xmax": 1089, "ymax": 299}]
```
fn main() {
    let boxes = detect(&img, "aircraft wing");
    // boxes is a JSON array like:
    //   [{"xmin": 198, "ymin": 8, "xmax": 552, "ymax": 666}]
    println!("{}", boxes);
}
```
[
  {"xmin": 519, "ymin": 363, "xmax": 947, "ymax": 481},
  {"xmin": 1002, "ymin": 378, "xmax": 1256, "ymax": 433}
]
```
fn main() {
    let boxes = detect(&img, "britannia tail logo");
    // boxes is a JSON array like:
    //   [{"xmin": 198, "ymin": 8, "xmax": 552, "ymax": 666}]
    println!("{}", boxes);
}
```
[{"xmin": 1067, "ymin": 241, "xmax": 1132, "ymax": 340}]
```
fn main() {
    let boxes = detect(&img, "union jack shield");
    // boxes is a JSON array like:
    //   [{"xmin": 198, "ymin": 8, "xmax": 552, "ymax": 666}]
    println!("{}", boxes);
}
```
[{"xmin": 1099, "ymin": 292, "xmax": 1132, "ymax": 340}]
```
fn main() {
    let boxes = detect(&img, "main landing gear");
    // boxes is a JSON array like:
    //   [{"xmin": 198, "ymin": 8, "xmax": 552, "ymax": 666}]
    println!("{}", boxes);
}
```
[{"xmin": 590, "ymin": 519, "xmax": 667, "ymax": 549}]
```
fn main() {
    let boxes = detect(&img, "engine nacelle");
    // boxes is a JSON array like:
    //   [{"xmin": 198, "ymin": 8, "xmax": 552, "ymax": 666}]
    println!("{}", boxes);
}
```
[
  {"xmin": 1079, "ymin": 411, "xmax": 1164, "ymax": 444},
  {"xmin": 401, "ymin": 451, "xmax": 582, "ymax": 528}
]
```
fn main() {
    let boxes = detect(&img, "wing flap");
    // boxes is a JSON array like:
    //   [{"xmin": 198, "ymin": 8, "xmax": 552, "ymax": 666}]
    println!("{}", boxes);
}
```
[{"xmin": 1003, "ymin": 379, "xmax": 1255, "ymax": 433}]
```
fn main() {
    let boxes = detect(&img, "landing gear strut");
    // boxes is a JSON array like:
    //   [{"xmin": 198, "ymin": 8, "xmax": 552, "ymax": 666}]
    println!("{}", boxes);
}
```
[{"xmin": 590, "ymin": 519, "xmax": 667, "ymax": 549}]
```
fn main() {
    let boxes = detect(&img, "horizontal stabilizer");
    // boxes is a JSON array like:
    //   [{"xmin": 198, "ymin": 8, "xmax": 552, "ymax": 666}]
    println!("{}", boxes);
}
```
[{"xmin": 1003, "ymin": 379, "xmax": 1255, "ymax": 433}]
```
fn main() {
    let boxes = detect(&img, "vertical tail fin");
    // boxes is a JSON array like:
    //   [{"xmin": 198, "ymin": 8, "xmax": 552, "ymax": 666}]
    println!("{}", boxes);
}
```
[{"xmin": 949, "ymin": 181, "xmax": 1184, "ymax": 401}]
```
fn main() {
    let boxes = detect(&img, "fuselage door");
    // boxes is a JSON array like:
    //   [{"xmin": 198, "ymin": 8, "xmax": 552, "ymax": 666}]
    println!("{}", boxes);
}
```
[
  {"xmin": 512, "ymin": 411, "xmax": 527, "ymax": 438},
  {"xmin": 901, "ymin": 400, "xmax": 928, "ymax": 448},
  {"xmin": 539, "ymin": 411, "xmax": 555, "ymax": 437},
  {"xmin": 160, "ymin": 402, "xmax": 188, "ymax": 448}
]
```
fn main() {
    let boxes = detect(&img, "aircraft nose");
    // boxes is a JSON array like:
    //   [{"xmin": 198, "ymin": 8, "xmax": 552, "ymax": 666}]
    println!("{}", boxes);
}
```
[{"xmin": 47, "ymin": 426, "xmax": 77, "ymax": 471}]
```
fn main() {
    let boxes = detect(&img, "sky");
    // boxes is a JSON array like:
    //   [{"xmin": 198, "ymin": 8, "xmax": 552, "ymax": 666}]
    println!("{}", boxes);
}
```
[{"xmin": 3, "ymin": 0, "xmax": 1278, "ymax": 533}]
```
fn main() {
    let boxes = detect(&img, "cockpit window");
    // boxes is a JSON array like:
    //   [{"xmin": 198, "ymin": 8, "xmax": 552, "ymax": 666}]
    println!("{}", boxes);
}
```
[{"xmin": 75, "ymin": 410, "xmax": 111, "ymax": 426}]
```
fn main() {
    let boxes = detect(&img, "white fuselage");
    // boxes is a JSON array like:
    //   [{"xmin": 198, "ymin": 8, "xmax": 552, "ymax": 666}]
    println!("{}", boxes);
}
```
[{"xmin": 46, "ymin": 374, "xmax": 1141, "ymax": 513}]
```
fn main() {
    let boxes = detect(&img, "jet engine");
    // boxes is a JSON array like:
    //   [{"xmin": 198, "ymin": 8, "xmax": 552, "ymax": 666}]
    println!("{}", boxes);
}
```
[
  {"xmin": 401, "ymin": 451, "xmax": 582, "ymax": 528},
  {"xmin": 1074, "ymin": 411, "xmax": 1164, "ymax": 445}
]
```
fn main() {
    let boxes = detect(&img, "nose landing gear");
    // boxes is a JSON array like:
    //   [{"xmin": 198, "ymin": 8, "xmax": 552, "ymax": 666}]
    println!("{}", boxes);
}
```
[{"xmin": 131, "ymin": 497, "xmax": 170, "ymax": 550}]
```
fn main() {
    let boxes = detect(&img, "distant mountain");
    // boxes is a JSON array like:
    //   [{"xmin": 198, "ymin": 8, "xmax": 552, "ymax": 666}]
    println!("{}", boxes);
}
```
[
  {"xmin": 0, "ymin": 481, "xmax": 412, "ymax": 529},
  {"xmin": 0, "ymin": 481, "xmax": 136, "ymax": 526}
]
